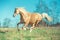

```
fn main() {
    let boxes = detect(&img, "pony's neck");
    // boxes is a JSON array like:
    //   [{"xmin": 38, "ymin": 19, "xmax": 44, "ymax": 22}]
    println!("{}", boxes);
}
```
[
  {"xmin": 19, "ymin": 11, "xmax": 28, "ymax": 21},
  {"xmin": 19, "ymin": 9, "xmax": 28, "ymax": 17}
]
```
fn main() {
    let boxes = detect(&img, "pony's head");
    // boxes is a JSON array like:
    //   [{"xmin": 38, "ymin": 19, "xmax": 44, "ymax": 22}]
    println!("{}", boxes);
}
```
[
  {"xmin": 13, "ymin": 8, "xmax": 20, "ymax": 17},
  {"xmin": 41, "ymin": 13, "xmax": 52, "ymax": 22},
  {"xmin": 13, "ymin": 7, "xmax": 27, "ymax": 17}
]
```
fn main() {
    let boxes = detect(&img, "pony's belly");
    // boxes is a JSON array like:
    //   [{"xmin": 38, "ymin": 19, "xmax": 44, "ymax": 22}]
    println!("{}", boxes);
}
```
[
  {"xmin": 29, "ymin": 20, "xmax": 36, "ymax": 24},
  {"xmin": 29, "ymin": 22, "xmax": 33, "ymax": 25}
]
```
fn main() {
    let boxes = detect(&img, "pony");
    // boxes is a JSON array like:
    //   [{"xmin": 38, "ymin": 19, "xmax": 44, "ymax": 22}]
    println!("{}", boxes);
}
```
[{"xmin": 13, "ymin": 7, "xmax": 52, "ymax": 32}]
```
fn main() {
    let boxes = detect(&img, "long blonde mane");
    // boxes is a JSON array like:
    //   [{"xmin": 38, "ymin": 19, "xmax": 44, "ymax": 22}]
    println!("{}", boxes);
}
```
[
  {"xmin": 17, "ymin": 7, "xmax": 27, "ymax": 13},
  {"xmin": 17, "ymin": 7, "xmax": 28, "ymax": 17}
]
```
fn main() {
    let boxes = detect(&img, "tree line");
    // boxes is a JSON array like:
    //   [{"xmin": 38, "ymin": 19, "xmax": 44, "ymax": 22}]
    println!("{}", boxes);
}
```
[
  {"xmin": 35, "ymin": 0, "xmax": 60, "ymax": 26},
  {"xmin": 0, "ymin": 18, "xmax": 13, "ymax": 28}
]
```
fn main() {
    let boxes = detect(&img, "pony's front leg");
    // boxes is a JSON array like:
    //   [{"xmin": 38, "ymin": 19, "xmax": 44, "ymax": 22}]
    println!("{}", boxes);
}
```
[
  {"xmin": 30, "ymin": 23, "xmax": 35, "ymax": 32},
  {"xmin": 17, "ymin": 22, "xmax": 22, "ymax": 31},
  {"xmin": 23, "ymin": 22, "xmax": 29, "ymax": 30}
]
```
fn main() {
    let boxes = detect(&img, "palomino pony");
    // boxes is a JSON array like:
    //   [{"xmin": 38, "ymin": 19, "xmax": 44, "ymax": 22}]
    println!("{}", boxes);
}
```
[{"xmin": 13, "ymin": 7, "xmax": 52, "ymax": 32}]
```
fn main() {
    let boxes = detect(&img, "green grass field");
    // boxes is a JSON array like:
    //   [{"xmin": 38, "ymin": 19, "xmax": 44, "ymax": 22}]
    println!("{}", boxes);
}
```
[{"xmin": 0, "ymin": 27, "xmax": 60, "ymax": 40}]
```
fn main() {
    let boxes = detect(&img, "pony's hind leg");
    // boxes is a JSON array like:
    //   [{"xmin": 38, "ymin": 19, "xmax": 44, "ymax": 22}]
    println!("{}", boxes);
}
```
[
  {"xmin": 30, "ymin": 23, "xmax": 35, "ymax": 32},
  {"xmin": 35, "ymin": 20, "xmax": 40, "ymax": 27}
]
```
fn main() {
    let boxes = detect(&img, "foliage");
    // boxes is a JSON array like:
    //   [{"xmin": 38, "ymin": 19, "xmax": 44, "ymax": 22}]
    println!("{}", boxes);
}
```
[
  {"xmin": 35, "ymin": 0, "xmax": 60, "ymax": 25},
  {"xmin": 3, "ymin": 18, "xmax": 11, "ymax": 28}
]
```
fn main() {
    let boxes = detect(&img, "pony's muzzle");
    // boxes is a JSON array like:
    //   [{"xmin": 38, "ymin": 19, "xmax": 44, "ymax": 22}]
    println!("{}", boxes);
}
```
[
  {"xmin": 13, "ymin": 14, "xmax": 15, "ymax": 17},
  {"xmin": 13, "ymin": 13, "xmax": 16, "ymax": 17}
]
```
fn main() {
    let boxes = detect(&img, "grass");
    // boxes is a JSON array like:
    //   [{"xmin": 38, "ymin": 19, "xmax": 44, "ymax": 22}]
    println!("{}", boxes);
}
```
[{"xmin": 0, "ymin": 27, "xmax": 60, "ymax": 40}]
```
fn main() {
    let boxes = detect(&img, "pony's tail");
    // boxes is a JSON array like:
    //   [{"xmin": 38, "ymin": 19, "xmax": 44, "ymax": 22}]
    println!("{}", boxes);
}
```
[
  {"xmin": 46, "ymin": 15, "xmax": 52, "ymax": 22},
  {"xmin": 42, "ymin": 13, "xmax": 52, "ymax": 22}
]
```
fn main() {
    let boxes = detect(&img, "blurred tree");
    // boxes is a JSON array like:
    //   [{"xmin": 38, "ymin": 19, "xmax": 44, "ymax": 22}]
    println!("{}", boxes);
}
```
[
  {"xmin": 35, "ymin": 0, "xmax": 59, "ymax": 25},
  {"xmin": 35, "ymin": 0, "xmax": 44, "ymax": 13},
  {"xmin": 0, "ymin": 21, "xmax": 1, "ymax": 27},
  {"xmin": 35, "ymin": 0, "xmax": 51, "ymax": 26},
  {"xmin": 50, "ymin": 0, "xmax": 57, "ymax": 24},
  {"xmin": 3, "ymin": 18, "xmax": 11, "ymax": 28}
]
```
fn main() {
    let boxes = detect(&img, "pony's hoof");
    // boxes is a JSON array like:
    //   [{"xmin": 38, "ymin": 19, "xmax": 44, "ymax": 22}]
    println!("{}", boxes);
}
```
[
  {"xmin": 17, "ymin": 29, "xmax": 20, "ymax": 31},
  {"xmin": 30, "ymin": 29, "xmax": 32, "ymax": 32},
  {"xmin": 23, "ymin": 28, "xmax": 26, "ymax": 30}
]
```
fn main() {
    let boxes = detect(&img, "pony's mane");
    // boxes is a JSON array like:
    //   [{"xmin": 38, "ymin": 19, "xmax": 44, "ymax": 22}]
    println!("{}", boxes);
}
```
[
  {"xmin": 15, "ymin": 7, "xmax": 28, "ymax": 17},
  {"xmin": 15, "ymin": 7, "xmax": 27, "ymax": 13}
]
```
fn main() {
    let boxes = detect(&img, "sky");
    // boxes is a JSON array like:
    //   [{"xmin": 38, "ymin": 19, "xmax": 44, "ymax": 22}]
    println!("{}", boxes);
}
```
[
  {"xmin": 0, "ymin": 0, "xmax": 39, "ymax": 27},
  {"xmin": 0, "ymin": 0, "xmax": 60, "ymax": 27},
  {"xmin": 0, "ymin": 0, "xmax": 38, "ymax": 19}
]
